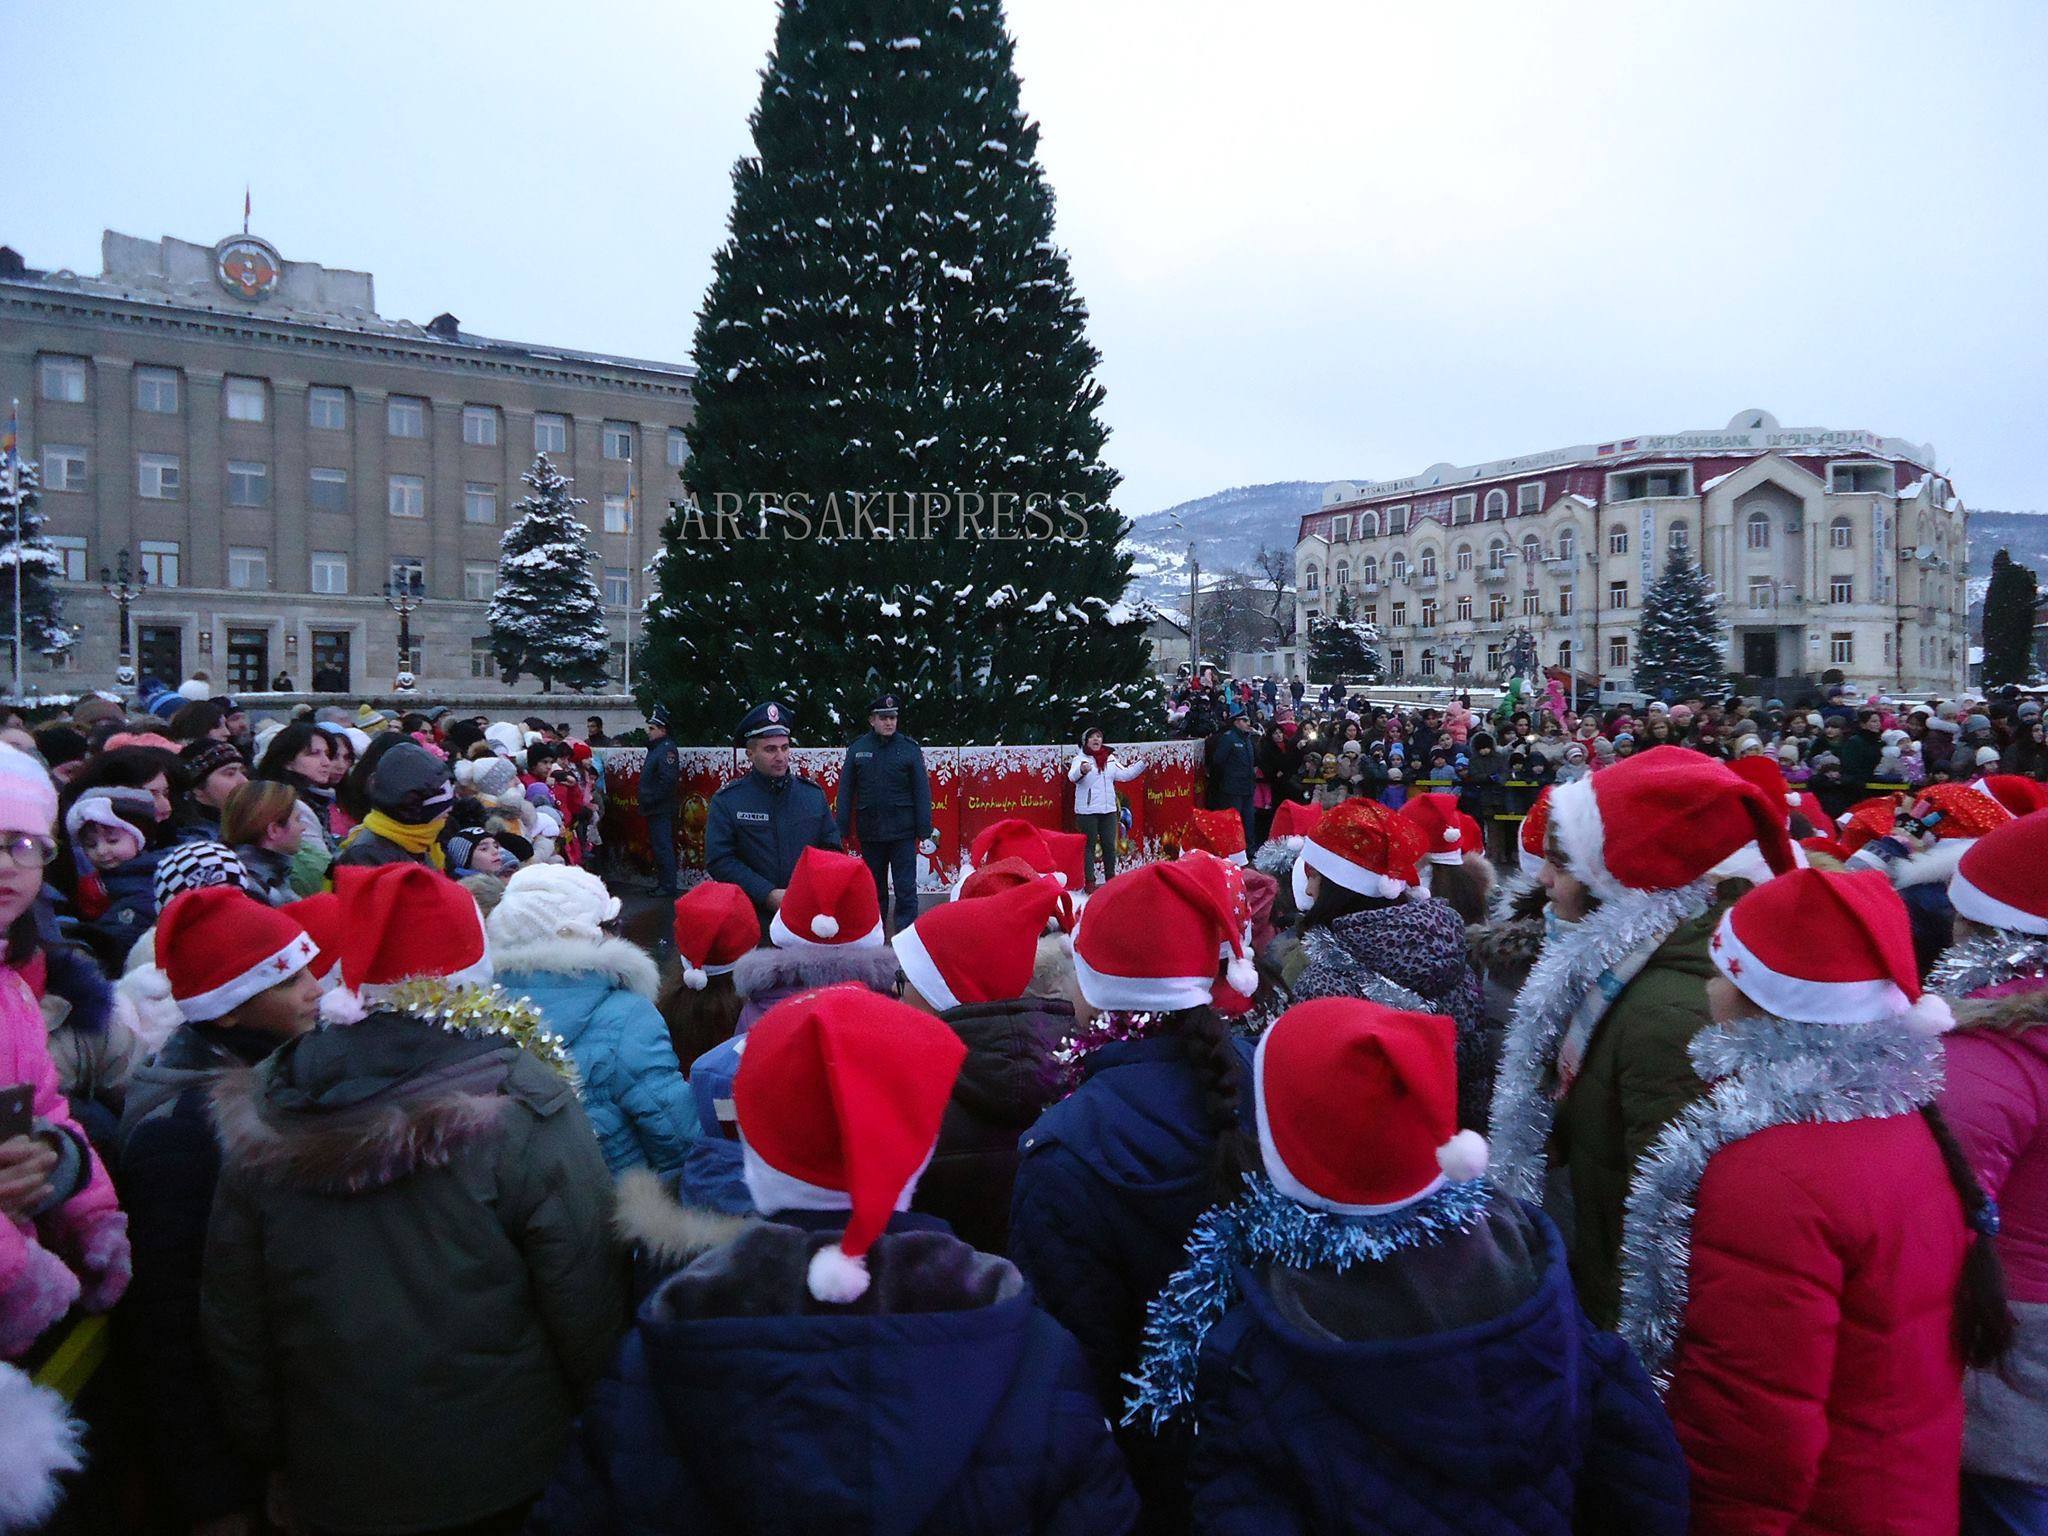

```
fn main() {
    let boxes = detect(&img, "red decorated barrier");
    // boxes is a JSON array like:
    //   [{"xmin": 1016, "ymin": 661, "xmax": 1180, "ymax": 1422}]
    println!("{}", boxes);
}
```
[{"xmin": 598, "ymin": 739, "xmax": 1205, "ymax": 886}]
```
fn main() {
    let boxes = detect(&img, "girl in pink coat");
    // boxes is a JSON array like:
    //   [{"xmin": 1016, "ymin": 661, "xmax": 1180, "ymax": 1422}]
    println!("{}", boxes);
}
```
[{"xmin": 0, "ymin": 743, "xmax": 128, "ymax": 1358}]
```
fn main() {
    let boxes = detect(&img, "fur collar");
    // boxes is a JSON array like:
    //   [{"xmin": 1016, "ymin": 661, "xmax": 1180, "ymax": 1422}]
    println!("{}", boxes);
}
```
[
  {"xmin": 1489, "ymin": 881, "xmax": 1713, "ymax": 1206},
  {"xmin": 732, "ymin": 942, "xmax": 901, "ymax": 999},
  {"xmin": 1890, "ymin": 836, "xmax": 1971, "ymax": 891},
  {"xmin": 1619, "ymin": 1012, "xmax": 1944, "ymax": 1387},
  {"xmin": 1952, "ymin": 986, "xmax": 2048, "ymax": 1032},
  {"xmin": 612, "ymin": 1166, "xmax": 749, "ymax": 1268},
  {"xmin": 1466, "ymin": 913, "xmax": 1545, "ymax": 974},
  {"xmin": 490, "ymin": 933, "xmax": 660, "ymax": 1000}
]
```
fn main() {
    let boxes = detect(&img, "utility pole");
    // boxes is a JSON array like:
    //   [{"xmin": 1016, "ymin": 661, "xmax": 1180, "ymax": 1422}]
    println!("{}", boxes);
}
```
[{"xmin": 1187, "ymin": 542, "xmax": 1200, "ymax": 669}]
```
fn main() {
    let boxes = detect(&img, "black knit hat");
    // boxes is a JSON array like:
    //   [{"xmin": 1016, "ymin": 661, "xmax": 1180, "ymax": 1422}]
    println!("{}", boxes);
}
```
[{"xmin": 179, "ymin": 738, "xmax": 244, "ymax": 788}]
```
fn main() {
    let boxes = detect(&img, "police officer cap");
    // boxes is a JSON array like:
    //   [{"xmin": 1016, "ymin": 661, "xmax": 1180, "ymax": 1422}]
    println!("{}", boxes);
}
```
[
  {"xmin": 736, "ymin": 701, "xmax": 793, "ymax": 745},
  {"xmin": 648, "ymin": 703, "xmax": 671, "ymax": 730},
  {"xmin": 868, "ymin": 693, "xmax": 901, "ymax": 716}
]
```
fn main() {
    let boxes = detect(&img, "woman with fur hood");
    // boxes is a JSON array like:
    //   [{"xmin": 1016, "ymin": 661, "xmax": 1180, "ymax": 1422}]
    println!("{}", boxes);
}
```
[
  {"xmin": 489, "ymin": 864, "xmax": 701, "ymax": 1176},
  {"xmin": 1622, "ymin": 868, "xmax": 2002, "ymax": 1535},
  {"xmin": 1933, "ymin": 811, "xmax": 2048, "ymax": 1534}
]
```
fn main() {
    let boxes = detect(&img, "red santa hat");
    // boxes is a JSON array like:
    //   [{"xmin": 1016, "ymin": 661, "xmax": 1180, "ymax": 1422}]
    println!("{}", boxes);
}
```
[
  {"xmin": 1176, "ymin": 848, "xmax": 1262, "ymax": 1007},
  {"xmin": 1040, "ymin": 830, "xmax": 1088, "ymax": 892},
  {"xmin": 330, "ymin": 864, "xmax": 492, "ymax": 1000},
  {"xmin": 673, "ymin": 880, "xmax": 761, "ymax": 989},
  {"xmin": 1268, "ymin": 798, "xmax": 1322, "ymax": 852},
  {"xmin": 284, "ymin": 892, "xmax": 345, "ymax": 990},
  {"xmin": 1973, "ymin": 775, "xmax": 2048, "ymax": 820},
  {"xmin": 733, "ymin": 982, "xmax": 967, "ymax": 1303},
  {"xmin": 957, "ymin": 854, "xmax": 1044, "ymax": 900},
  {"xmin": 1182, "ymin": 806, "xmax": 1248, "ymax": 866},
  {"xmin": 1841, "ymin": 783, "xmax": 2012, "ymax": 857},
  {"xmin": 1072, "ymin": 859, "xmax": 1256, "ymax": 1012},
  {"xmin": 1518, "ymin": 788, "xmax": 1552, "ymax": 879},
  {"xmin": 770, "ymin": 847, "xmax": 884, "ymax": 949},
  {"xmin": 1398, "ymin": 794, "xmax": 1469, "ymax": 868},
  {"xmin": 1254, "ymin": 997, "xmax": 1488, "ymax": 1214},
  {"xmin": 1548, "ymin": 746, "xmax": 1795, "ymax": 902},
  {"xmin": 1711, "ymin": 867, "xmax": 1952, "ymax": 1034},
  {"xmin": 892, "ymin": 877, "xmax": 1065, "ymax": 1011},
  {"xmin": 156, "ymin": 886, "xmax": 318, "ymax": 1023},
  {"xmin": 1950, "ymin": 810, "xmax": 2048, "ymax": 936},
  {"xmin": 967, "ymin": 818, "xmax": 1062, "ymax": 885},
  {"xmin": 1291, "ymin": 798, "xmax": 1429, "ymax": 912}
]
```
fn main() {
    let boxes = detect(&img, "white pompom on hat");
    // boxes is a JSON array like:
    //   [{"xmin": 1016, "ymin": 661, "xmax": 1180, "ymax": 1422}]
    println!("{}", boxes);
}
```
[
  {"xmin": 672, "ymin": 879, "xmax": 761, "ymax": 988},
  {"xmin": 770, "ymin": 847, "xmax": 884, "ymax": 949}
]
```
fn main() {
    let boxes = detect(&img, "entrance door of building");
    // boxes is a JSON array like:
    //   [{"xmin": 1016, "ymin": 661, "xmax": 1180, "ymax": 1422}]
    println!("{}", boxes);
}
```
[
  {"xmin": 226, "ymin": 629, "xmax": 269, "ymax": 694},
  {"xmin": 1742, "ymin": 632, "xmax": 1778, "ymax": 677},
  {"xmin": 310, "ymin": 630, "xmax": 351, "ymax": 693},
  {"xmin": 136, "ymin": 625, "xmax": 183, "ymax": 686}
]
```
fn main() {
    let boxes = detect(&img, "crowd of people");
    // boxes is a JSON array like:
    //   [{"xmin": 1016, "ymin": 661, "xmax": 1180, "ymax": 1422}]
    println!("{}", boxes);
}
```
[{"xmin": 0, "ymin": 667, "xmax": 2045, "ymax": 1536}]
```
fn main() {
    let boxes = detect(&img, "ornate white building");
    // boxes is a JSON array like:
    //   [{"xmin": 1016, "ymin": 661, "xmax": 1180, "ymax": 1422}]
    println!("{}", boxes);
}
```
[{"xmin": 1295, "ymin": 410, "xmax": 1967, "ymax": 695}]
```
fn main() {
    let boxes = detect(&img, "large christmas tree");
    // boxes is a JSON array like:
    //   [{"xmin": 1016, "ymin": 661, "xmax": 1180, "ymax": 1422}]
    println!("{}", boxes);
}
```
[
  {"xmin": 489, "ymin": 454, "xmax": 611, "ymax": 692},
  {"xmin": 639, "ymin": 0, "xmax": 1161, "ymax": 744},
  {"xmin": 1633, "ymin": 551, "xmax": 1725, "ymax": 697},
  {"xmin": 1981, "ymin": 549, "xmax": 2040, "ymax": 687},
  {"xmin": 0, "ymin": 456, "xmax": 75, "ymax": 672},
  {"xmin": 1306, "ymin": 589, "xmax": 1382, "ymax": 684}
]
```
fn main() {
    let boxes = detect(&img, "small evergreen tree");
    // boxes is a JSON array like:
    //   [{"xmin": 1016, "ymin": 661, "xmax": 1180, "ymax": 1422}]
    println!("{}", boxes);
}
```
[
  {"xmin": 1634, "ymin": 551, "xmax": 1724, "ymax": 697},
  {"xmin": 489, "ymin": 454, "xmax": 611, "ymax": 692},
  {"xmin": 0, "ymin": 457, "xmax": 74, "ymax": 667},
  {"xmin": 1307, "ymin": 589, "xmax": 1382, "ymax": 684},
  {"xmin": 1981, "ymin": 549, "xmax": 2040, "ymax": 687}
]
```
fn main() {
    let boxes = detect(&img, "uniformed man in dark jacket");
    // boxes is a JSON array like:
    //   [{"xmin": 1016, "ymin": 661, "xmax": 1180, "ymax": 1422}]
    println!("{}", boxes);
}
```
[
  {"xmin": 836, "ymin": 693, "xmax": 932, "ymax": 935},
  {"xmin": 705, "ymin": 702, "xmax": 841, "ymax": 922},
  {"xmin": 1205, "ymin": 705, "xmax": 1259, "ymax": 850},
  {"xmin": 638, "ymin": 705, "xmax": 683, "ymax": 898}
]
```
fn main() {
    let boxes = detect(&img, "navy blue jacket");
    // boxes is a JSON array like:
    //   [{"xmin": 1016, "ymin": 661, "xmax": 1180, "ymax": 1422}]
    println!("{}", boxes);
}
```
[
  {"xmin": 531, "ymin": 1213, "xmax": 1137, "ymax": 1536},
  {"xmin": 77, "ymin": 848, "xmax": 162, "ymax": 972},
  {"xmin": 835, "ymin": 730, "xmax": 931, "ymax": 844},
  {"xmin": 637, "ymin": 735, "xmax": 680, "ymax": 814},
  {"xmin": 1186, "ymin": 1200, "xmax": 1689, "ymax": 1535},
  {"xmin": 704, "ymin": 768, "xmax": 841, "ymax": 905},
  {"xmin": 1205, "ymin": 728, "xmax": 1257, "ymax": 801}
]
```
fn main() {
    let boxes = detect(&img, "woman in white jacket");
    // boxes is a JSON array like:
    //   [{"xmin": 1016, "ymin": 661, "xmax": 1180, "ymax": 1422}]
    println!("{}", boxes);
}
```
[{"xmin": 1068, "ymin": 726, "xmax": 1146, "ymax": 890}]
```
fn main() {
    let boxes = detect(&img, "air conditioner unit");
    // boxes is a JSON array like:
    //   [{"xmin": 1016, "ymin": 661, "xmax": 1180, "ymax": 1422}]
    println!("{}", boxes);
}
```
[{"xmin": 1785, "ymin": 516, "xmax": 1802, "ymax": 533}]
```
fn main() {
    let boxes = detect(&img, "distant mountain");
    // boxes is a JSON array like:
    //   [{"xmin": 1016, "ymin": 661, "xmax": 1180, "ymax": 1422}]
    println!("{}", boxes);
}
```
[
  {"xmin": 1969, "ymin": 509, "xmax": 2048, "ymax": 579},
  {"xmin": 1122, "ymin": 481, "xmax": 1340, "ymax": 608}
]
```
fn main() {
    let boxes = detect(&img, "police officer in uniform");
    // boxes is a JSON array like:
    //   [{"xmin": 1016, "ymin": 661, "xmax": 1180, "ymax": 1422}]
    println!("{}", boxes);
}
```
[
  {"xmin": 836, "ymin": 692, "xmax": 933, "ymax": 935},
  {"xmin": 705, "ymin": 701, "xmax": 841, "ymax": 923},
  {"xmin": 637, "ymin": 703, "xmax": 682, "ymax": 898}
]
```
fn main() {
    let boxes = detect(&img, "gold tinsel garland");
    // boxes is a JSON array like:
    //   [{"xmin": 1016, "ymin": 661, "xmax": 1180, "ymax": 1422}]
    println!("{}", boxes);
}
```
[{"xmin": 378, "ymin": 977, "xmax": 581, "ymax": 1086}]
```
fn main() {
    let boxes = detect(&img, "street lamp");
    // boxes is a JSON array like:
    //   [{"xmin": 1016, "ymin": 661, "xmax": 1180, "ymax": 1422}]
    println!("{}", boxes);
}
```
[
  {"xmin": 99, "ymin": 549, "xmax": 148, "ymax": 685},
  {"xmin": 383, "ymin": 576, "xmax": 424, "ymax": 693}
]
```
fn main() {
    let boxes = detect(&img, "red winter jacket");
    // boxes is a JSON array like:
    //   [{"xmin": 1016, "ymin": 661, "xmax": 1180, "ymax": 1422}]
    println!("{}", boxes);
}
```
[
  {"xmin": 1667, "ymin": 1115, "xmax": 1967, "ymax": 1536},
  {"xmin": 1943, "ymin": 986, "xmax": 2048, "ymax": 1304}
]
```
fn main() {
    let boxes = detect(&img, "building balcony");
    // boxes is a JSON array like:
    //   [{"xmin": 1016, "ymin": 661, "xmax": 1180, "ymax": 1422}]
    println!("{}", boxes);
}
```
[
  {"xmin": 1411, "ymin": 574, "xmax": 1440, "ymax": 592},
  {"xmin": 1359, "ymin": 581, "xmax": 1381, "ymax": 594},
  {"xmin": 1479, "ymin": 567, "xmax": 1510, "ymax": 585}
]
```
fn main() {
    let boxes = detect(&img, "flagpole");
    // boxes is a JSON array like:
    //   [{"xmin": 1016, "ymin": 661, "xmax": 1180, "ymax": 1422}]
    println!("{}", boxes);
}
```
[
  {"xmin": 624, "ymin": 453, "xmax": 635, "ymax": 691},
  {"xmin": 8, "ymin": 399, "xmax": 22, "ymax": 704}
]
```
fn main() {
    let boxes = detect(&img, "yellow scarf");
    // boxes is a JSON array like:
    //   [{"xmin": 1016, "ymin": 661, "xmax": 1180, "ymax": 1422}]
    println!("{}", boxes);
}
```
[{"xmin": 346, "ymin": 810, "xmax": 448, "ymax": 869}]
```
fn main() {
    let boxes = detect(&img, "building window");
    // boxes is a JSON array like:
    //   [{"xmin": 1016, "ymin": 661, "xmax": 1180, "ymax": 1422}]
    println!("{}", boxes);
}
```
[
  {"xmin": 1455, "ymin": 544, "xmax": 1473, "ymax": 574},
  {"xmin": 1361, "ymin": 556, "xmax": 1378, "ymax": 585},
  {"xmin": 1517, "ymin": 482, "xmax": 1544, "ymax": 514},
  {"xmin": 387, "ymin": 396, "xmax": 427, "ymax": 438},
  {"xmin": 1489, "ymin": 592, "xmax": 1507, "ymax": 622},
  {"xmin": 134, "ymin": 367, "xmax": 179, "ymax": 414},
  {"xmin": 1608, "ymin": 525, "xmax": 1629, "ymax": 555},
  {"xmin": 1609, "ymin": 467, "xmax": 1691, "ymax": 500},
  {"xmin": 39, "ymin": 356, "xmax": 86, "ymax": 403},
  {"xmin": 224, "ymin": 376, "xmax": 266, "ymax": 423},
  {"xmin": 138, "ymin": 453, "xmax": 181, "ymax": 499},
  {"xmin": 1608, "ymin": 581, "xmax": 1628, "ymax": 610},
  {"xmin": 226, "ymin": 461, "xmax": 269, "ymax": 508},
  {"xmin": 1486, "ymin": 643, "xmax": 1504, "ymax": 673},
  {"xmin": 1556, "ymin": 527, "xmax": 1577, "ymax": 562},
  {"xmin": 1334, "ymin": 560, "xmax": 1350, "ymax": 589},
  {"xmin": 1328, "ymin": 514, "xmax": 1350, "ymax": 544},
  {"xmin": 1609, "ymin": 633, "xmax": 1629, "ymax": 669},
  {"xmin": 1746, "ymin": 510, "xmax": 1771, "ymax": 549},
  {"xmin": 1519, "ymin": 534, "xmax": 1540, "ymax": 569},
  {"xmin": 310, "ymin": 552, "xmax": 349, "ymax": 595},
  {"xmin": 1390, "ymin": 649, "xmax": 1405, "ymax": 677},
  {"xmin": 1451, "ymin": 493, "xmax": 1476, "ymax": 524},
  {"xmin": 470, "ymin": 636, "xmax": 498, "ymax": 680},
  {"xmin": 1389, "ymin": 552, "xmax": 1408, "ymax": 582},
  {"xmin": 1456, "ymin": 594, "xmax": 1473, "ymax": 622},
  {"xmin": 1304, "ymin": 565, "xmax": 1319, "ymax": 592},
  {"xmin": 48, "ymin": 536, "xmax": 86, "ymax": 582},
  {"xmin": 1488, "ymin": 538, "xmax": 1507, "ymax": 570},
  {"xmin": 1522, "ymin": 591, "xmax": 1539, "ymax": 617},
  {"xmin": 1828, "ymin": 463, "xmax": 1889, "ymax": 494},
  {"xmin": 309, "ymin": 467, "xmax": 349, "ymax": 513},
  {"xmin": 307, "ymin": 387, "xmax": 348, "ymax": 430},
  {"xmin": 1420, "ymin": 651, "xmax": 1437, "ymax": 677},
  {"xmin": 1361, "ymin": 606, "xmax": 1377, "ymax": 627},
  {"xmin": 535, "ymin": 413, "xmax": 568, "ymax": 454},
  {"xmin": 1417, "ymin": 548, "xmax": 1437, "ymax": 578},
  {"xmin": 1420, "ymin": 599, "xmax": 1438, "ymax": 628},
  {"xmin": 1830, "ymin": 516, "xmax": 1853, "ymax": 549},
  {"xmin": 139, "ymin": 540, "xmax": 180, "ymax": 587},
  {"xmin": 1883, "ymin": 631, "xmax": 1893, "ymax": 665},
  {"xmin": 1749, "ymin": 579, "xmax": 1773, "ymax": 610},
  {"xmin": 602, "ymin": 422, "xmax": 635, "ymax": 460},
  {"xmin": 464, "ymin": 483, "xmax": 498, "ymax": 524},
  {"xmin": 1386, "ymin": 504, "xmax": 1410, "ymax": 533},
  {"xmin": 1558, "ymin": 588, "xmax": 1575, "ymax": 616},
  {"xmin": 666, "ymin": 429, "xmax": 686, "ymax": 468},
  {"xmin": 1830, "ymin": 632, "xmax": 1854, "ymax": 665},
  {"xmin": 1360, "ymin": 510, "xmax": 1381, "ymax": 538},
  {"xmin": 604, "ymin": 567, "xmax": 631, "ymax": 606},
  {"xmin": 388, "ymin": 556, "xmax": 425, "ymax": 596},
  {"xmin": 1484, "ymin": 488, "xmax": 1508, "ymax": 519},
  {"xmin": 228, "ymin": 547, "xmax": 269, "ymax": 591},
  {"xmin": 463, "ymin": 563, "xmax": 495, "ymax": 601},
  {"xmin": 388, "ymin": 475, "xmax": 425, "ymax": 518},
  {"xmin": 462, "ymin": 405, "xmax": 499, "ymax": 446},
  {"xmin": 603, "ymin": 493, "xmax": 630, "ymax": 534},
  {"xmin": 1391, "ymin": 602, "xmax": 1408, "ymax": 628},
  {"xmin": 1669, "ymin": 522, "xmax": 1690, "ymax": 552},
  {"xmin": 40, "ymin": 446, "xmax": 86, "ymax": 492},
  {"xmin": 1829, "ymin": 575, "xmax": 1853, "ymax": 603},
  {"xmin": 1558, "ymin": 640, "xmax": 1574, "ymax": 670}
]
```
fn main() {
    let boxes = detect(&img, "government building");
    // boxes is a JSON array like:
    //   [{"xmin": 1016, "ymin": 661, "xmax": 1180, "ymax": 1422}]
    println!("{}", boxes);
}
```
[
  {"xmin": 0, "ymin": 228, "xmax": 694, "ymax": 694},
  {"xmin": 1296, "ymin": 410, "xmax": 1968, "ymax": 697}
]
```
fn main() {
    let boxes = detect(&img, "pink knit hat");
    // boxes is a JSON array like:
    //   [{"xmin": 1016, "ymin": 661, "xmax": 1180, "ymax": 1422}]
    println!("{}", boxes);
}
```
[{"xmin": 0, "ymin": 743, "xmax": 57, "ymax": 833}]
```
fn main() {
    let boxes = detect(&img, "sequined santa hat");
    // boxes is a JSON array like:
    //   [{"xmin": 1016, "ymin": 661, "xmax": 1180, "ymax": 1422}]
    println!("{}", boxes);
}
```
[
  {"xmin": 1290, "ymin": 798, "xmax": 1430, "ymax": 913},
  {"xmin": 1268, "ymin": 799, "xmax": 1323, "ymax": 853},
  {"xmin": 1182, "ymin": 806, "xmax": 1248, "ymax": 866}
]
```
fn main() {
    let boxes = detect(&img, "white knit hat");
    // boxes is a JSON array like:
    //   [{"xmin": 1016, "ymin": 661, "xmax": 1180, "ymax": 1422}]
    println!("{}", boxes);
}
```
[{"xmin": 486, "ymin": 864, "xmax": 621, "ymax": 948}]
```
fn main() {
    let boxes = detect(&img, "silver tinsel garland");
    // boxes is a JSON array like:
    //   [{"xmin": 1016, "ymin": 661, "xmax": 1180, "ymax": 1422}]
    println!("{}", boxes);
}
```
[
  {"xmin": 1927, "ymin": 931, "xmax": 2048, "ymax": 1000},
  {"xmin": 1487, "ymin": 880, "xmax": 1713, "ymax": 1204},
  {"xmin": 379, "ymin": 977, "xmax": 581, "ymax": 1087},
  {"xmin": 1618, "ymin": 1011, "xmax": 1943, "ymax": 1389},
  {"xmin": 1121, "ymin": 1173, "xmax": 1492, "ymax": 1430}
]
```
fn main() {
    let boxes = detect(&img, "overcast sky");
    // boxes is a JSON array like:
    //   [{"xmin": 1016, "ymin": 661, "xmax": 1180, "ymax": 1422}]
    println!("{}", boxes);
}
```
[{"xmin": 9, "ymin": 0, "xmax": 2044, "ymax": 519}]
